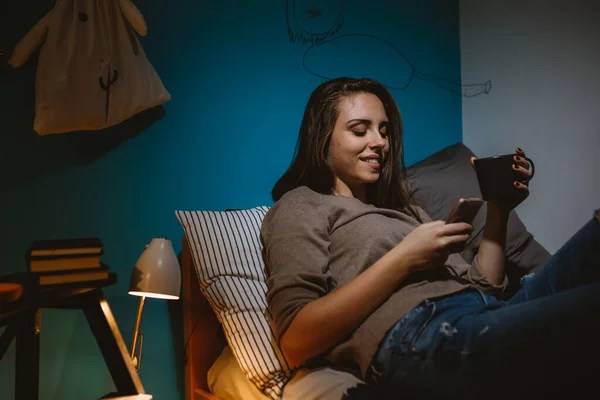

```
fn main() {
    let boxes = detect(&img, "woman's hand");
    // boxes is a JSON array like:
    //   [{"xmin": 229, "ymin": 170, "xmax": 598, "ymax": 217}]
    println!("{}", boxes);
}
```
[
  {"xmin": 394, "ymin": 220, "xmax": 472, "ymax": 273},
  {"xmin": 470, "ymin": 147, "xmax": 533, "ymax": 212}
]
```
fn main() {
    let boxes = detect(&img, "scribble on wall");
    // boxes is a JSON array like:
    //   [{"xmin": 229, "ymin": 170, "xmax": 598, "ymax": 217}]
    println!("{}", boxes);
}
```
[
  {"xmin": 286, "ymin": 0, "xmax": 491, "ymax": 97},
  {"xmin": 286, "ymin": 0, "xmax": 344, "ymax": 45}
]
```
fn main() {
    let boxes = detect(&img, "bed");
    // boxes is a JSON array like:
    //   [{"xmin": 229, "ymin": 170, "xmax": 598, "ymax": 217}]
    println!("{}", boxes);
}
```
[
  {"xmin": 181, "ymin": 235, "xmax": 226, "ymax": 400},
  {"xmin": 178, "ymin": 143, "xmax": 551, "ymax": 400}
]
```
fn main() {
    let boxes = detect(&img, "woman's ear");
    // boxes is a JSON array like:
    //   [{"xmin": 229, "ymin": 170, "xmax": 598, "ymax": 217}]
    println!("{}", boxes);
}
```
[{"xmin": 117, "ymin": 0, "xmax": 148, "ymax": 36}]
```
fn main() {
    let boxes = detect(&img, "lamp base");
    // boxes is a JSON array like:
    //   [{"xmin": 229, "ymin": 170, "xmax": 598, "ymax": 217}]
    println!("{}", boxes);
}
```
[{"xmin": 100, "ymin": 394, "xmax": 152, "ymax": 399}]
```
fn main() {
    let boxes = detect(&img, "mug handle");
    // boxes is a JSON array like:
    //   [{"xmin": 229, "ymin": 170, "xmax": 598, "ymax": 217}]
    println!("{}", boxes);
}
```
[{"xmin": 523, "ymin": 157, "xmax": 535, "ymax": 182}]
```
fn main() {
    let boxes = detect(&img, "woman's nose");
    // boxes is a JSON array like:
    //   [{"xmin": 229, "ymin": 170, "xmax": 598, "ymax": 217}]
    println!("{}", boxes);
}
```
[{"xmin": 369, "ymin": 133, "xmax": 386, "ymax": 148}]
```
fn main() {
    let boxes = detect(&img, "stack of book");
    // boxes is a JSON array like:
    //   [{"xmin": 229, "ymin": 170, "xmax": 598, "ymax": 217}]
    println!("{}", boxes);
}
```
[{"xmin": 27, "ymin": 237, "xmax": 111, "ymax": 286}]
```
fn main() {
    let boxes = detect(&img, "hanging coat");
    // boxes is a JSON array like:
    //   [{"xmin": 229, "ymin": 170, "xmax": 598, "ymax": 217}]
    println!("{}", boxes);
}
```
[{"xmin": 9, "ymin": 0, "xmax": 171, "ymax": 135}]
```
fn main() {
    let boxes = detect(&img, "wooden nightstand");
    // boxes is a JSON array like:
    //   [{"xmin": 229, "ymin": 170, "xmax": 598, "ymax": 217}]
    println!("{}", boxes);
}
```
[{"xmin": 0, "ymin": 273, "xmax": 150, "ymax": 399}]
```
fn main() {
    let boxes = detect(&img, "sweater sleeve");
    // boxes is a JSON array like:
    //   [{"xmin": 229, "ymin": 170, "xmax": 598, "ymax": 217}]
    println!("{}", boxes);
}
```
[
  {"xmin": 261, "ymin": 189, "xmax": 334, "ymax": 342},
  {"xmin": 462, "ymin": 256, "xmax": 509, "ymax": 295}
]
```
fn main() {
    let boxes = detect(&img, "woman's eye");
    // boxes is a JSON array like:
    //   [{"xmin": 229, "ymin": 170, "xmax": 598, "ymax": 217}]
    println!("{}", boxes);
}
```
[{"xmin": 353, "ymin": 131, "xmax": 366, "ymax": 136}]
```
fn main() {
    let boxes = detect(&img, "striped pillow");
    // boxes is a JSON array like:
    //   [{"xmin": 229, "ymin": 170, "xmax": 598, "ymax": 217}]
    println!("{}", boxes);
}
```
[{"xmin": 175, "ymin": 207, "xmax": 292, "ymax": 399}]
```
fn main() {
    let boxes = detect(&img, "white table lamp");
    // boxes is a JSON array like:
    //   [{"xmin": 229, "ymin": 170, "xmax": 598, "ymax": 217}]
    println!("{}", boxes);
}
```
[{"xmin": 128, "ymin": 238, "xmax": 181, "ymax": 370}]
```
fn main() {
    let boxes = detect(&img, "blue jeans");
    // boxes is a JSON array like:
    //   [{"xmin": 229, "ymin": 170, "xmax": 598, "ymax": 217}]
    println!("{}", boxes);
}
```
[{"xmin": 368, "ymin": 211, "xmax": 600, "ymax": 399}]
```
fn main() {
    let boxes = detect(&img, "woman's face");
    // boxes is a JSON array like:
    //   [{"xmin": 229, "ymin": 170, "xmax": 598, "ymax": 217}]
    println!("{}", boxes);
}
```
[{"xmin": 327, "ymin": 92, "xmax": 389, "ymax": 199}]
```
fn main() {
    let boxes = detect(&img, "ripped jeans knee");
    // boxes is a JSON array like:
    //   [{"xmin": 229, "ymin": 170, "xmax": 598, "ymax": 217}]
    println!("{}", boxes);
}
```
[{"xmin": 520, "ymin": 272, "xmax": 536, "ymax": 286}]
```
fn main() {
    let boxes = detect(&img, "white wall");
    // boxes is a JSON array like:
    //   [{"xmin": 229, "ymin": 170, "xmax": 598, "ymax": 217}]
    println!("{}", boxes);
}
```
[{"xmin": 460, "ymin": 0, "xmax": 600, "ymax": 253}]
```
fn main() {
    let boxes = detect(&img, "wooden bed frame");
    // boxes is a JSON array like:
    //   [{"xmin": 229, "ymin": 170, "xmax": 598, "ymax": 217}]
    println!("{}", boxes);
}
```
[{"xmin": 181, "ymin": 238, "xmax": 227, "ymax": 400}]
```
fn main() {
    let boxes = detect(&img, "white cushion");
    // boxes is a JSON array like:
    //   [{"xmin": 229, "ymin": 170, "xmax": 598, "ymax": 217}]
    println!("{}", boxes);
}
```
[
  {"xmin": 175, "ymin": 207, "xmax": 292, "ymax": 399},
  {"xmin": 209, "ymin": 346, "xmax": 363, "ymax": 400}
]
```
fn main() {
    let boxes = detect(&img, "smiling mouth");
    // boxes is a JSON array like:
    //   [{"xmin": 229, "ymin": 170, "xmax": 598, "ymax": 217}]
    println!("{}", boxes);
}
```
[{"xmin": 361, "ymin": 158, "xmax": 382, "ymax": 169}]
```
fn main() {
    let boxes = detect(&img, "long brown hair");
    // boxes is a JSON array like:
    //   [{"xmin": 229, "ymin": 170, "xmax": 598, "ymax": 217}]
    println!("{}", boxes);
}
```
[{"xmin": 272, "ymin": 77, "xmax": 422, "ymax": 222}]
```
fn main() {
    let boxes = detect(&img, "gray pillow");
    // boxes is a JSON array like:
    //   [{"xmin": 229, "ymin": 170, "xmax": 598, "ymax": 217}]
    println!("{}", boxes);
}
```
[{"xmin": 406, "ymin": 143, "xmax": 551, "ymax": 297}]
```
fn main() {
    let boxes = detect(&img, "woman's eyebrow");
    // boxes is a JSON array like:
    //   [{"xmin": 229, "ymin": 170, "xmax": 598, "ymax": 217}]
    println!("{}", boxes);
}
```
[
  {"xmin": 346, "ymin": 119, "xmax": 371, "ymax": 127},
  {"xmin": 347, "ymin": 119, "xmax": 389, "ymax": 127}
]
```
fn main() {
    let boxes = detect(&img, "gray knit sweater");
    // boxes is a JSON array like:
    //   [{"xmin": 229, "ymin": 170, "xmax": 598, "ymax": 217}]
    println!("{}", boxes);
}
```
[{"xmin": 261, "ymin": 186, "xmax": 507, "ymax": 378}]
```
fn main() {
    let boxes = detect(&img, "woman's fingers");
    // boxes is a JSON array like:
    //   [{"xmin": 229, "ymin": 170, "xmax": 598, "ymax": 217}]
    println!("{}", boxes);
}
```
[
  {"xmin": 470, "ymin": 156, "xmax": 477, "ymax": 169},
  {"xmin": 430, "ymin": 222, "xmax": 472, "ymax": 254},
  {"xmin": 438, "ymin": 222, "xmax": 473, "ymax": 236},
  {"xmin": 513, "ymin": 148, "xmax": 532, "ymax": 182},
  {"xmin": 513, "ymin": 148, "xmax": 533, "ymax": 196},
  {"xmin": 514, "ymin": 147, "xmax": 529, "ymax": 167},
  {"xmin": 444, "ymin": 233, "xmax": 472, "ymax": 254},
  {"xmin": 514, "ymin": 181, "xmax": 530, "ymax": 191},
  {"xmin": 424, "ymin": 220, "xmax": 446, "ymax": 228},
  {"xmin": 513, "ymin": 155, "xmax": 530, "ymax": 170},
  {"xmin": 512, "ymin": 163, "xmax": 532, "ymax": 179}
]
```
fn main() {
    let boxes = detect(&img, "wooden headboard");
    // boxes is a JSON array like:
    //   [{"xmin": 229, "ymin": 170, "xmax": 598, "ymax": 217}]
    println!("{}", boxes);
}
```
[{"xmin": 181, "ymin": 238, "xmax": 227, "ymax": 400}]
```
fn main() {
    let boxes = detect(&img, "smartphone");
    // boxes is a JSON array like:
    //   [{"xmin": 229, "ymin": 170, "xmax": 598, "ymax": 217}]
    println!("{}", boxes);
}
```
[{"xmin": 446, "ymin": 197, "xmax": 484, "ymax": 225}]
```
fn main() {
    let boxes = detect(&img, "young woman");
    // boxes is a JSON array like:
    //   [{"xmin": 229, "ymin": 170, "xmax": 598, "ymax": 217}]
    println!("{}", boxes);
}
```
[{"xmin": 260, "ymin": 77, "xmax": 600, "ymax": 399}]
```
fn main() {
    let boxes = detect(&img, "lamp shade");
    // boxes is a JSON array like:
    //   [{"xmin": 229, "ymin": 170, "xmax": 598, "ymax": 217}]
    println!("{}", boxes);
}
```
[{"xmin": 128, "ymin": 238, "xmax": 180, "ymax": 300}]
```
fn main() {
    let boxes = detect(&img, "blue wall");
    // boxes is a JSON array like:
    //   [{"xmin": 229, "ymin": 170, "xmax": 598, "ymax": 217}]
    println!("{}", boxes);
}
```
[{"xmin": 0, "ymin": 1, "xmax": 462, "ymax": 398}]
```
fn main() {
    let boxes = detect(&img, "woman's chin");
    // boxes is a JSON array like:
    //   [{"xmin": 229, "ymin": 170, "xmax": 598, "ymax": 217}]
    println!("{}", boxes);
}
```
[{"xmin": 361, "ymin": 174, "xmax": 380, "ymax": 184}]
